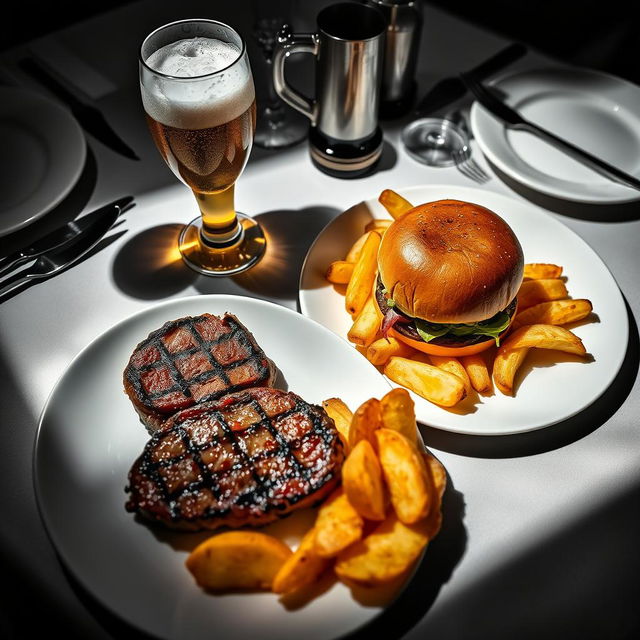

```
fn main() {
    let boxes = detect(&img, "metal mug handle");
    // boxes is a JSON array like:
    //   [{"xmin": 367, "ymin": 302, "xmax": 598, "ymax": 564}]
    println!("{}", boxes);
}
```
[{"xmin": 272, "ymin": 25, "xmax": 318, "ymax": 125}]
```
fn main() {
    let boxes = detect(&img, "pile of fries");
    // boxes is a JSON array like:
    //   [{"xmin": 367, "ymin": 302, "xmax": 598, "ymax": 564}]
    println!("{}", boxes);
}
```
[
  {"xmin": 186, "ymin": 388, "xmax": 445, "ymax": 595},
  {"xmin": 326, "ymin": 189, "xmax": 594, "ymax": 403}
]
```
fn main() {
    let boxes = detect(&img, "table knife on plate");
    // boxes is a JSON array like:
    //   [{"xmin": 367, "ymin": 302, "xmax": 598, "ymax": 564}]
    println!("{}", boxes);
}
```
[
  {"xmin": 20, "ymin": 57, "xmax": 139, "ymax": 161},
  {"xmin": 415, "ymin": 42, "xmax": 527, "ymax": 116},
  {"xmin": 462, "ymin": 73, "xmax": 640, "ymax": 191},
  {"xmin": 0, "ymin": 196, "xmax": 133, "ymax": 277}
]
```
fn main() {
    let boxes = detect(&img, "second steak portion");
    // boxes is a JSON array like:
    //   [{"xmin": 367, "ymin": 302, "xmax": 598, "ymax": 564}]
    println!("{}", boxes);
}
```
[
  {"xmin": 123, "ymin": 313, "xmax": 276, "ymax": 432},
  {"xmin": 125, "ymin": 387, "xmax": 345, "ymax": 530}
]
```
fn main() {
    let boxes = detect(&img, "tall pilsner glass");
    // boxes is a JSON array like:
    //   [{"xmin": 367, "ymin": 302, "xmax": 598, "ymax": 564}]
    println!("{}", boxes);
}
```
[{"xmin": 140, "ymin": 19, "xmax": 266, "ymax": 275}]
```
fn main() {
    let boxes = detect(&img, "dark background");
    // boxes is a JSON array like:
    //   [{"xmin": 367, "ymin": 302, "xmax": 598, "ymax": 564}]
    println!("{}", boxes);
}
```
[{"xmin": 1, "ymin": 0, "xmax": 638, "ymax": 85}]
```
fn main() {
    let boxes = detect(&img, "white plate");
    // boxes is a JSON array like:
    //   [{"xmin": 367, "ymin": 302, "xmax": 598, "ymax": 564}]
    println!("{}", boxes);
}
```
[
  {"xmin": 0, "ymin": 86, "xmax": 86, "ymax": 236},
  {"xmin": 470, "ymin": 68, "xmax": 640, "ymax": 204},
  {"xmin": 299, "ymin": 185, "xmax": 629, "ymax": 436},
  {"xmin": 34, "ymin": 295, "xmax": 398, "ymax": 640}
]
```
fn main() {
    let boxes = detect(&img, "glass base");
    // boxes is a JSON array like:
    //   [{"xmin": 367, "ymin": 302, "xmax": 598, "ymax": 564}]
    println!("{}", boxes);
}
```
[
  {"xmin": 179, "ymin": 213, "xmax": 266, "ymax": 276},
  {"xmin": 401, "ymin": 118, "xmax": 469, "ymax": 167},
  {"xmin": 254, "ymin": 103, "xmax": 308, "ymax": 149}
]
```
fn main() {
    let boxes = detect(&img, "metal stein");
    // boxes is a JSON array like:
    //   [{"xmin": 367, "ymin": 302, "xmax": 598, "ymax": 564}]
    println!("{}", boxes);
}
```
[{"xmin": 272, "ymin": 2, "xmax": 386, "ymax": 177}]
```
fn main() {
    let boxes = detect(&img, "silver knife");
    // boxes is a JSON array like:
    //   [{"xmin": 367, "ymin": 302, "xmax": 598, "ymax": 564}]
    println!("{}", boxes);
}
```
[
  {"xmin": 0, "ymin": 204, "xmax": 122, "ymax": 300},
  {"xmin": 0, "ymin": 196, "xmax": 133, "ymax": 278},
  {"xmin": 462, "ymin": 72, "xmax": 640, "ymax": 191}
]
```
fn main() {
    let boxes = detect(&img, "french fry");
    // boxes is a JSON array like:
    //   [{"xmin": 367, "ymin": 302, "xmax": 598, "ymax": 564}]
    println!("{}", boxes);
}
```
[
  {"xmin": 523, "ymin": 263, "xmax": 563, "ymax": 280},
  {"xmin": 348, "ymin": 397, "xmax": 382, "ymax": 449},
  {"xmin": 364, "ymin": 218, "xmax": 393, "ymax": 233},
  {"xmin": 375, "ymin": 428, "xmax": 431, "ymax": 524},
  {"xmin": 422, "ymin": 452, "xmax": 447, "ymax": 502},
  {"xmin": 186, "ymin": 531, "xmax": 292, "ymax": 592},
  {"xmin": 272, "ymin": 527, "xmax": 329, "ymax": 594},
  {"xmin": 502, "ymin": 324, "xmax": 587, "ymax": 356},
  {"xmin": 517, "ymin": 278, "xmax": 568, "ymax": 309},
  {"xmin": 429, "ymin": 354, "xmax": 473, "ymax": 396},
  {"xmin": 460, "ymin": 353, "xmax": 492, "ymax": 394},
  {"xmin": 378, "ymin": 189, "xmax": 414, "ymax": 220},
  {"xmin": 345, "ymin": 231, "xmax": 381, "ymax": 317},
  {"xmin": 313, "ymin": 489, "xmax": 364, "ymax": 558},
  {"xmin": 380, "ymin": 388, "xmax": 418, "ymax": 447},
  {"xmin": 345, "ymin": 232, "xmax": 370, "ymax": 264},
  {"xmin": 325, "ymin": 260, "xmax": 354, "ymax": 285},
  {"xmin": 342, "ymin": 440, "xmax": 387, "ymax": 521},
  {"xmin": 512, "ymin": 299, "xmax": 593, "ymax": 329},
  {"xmin": 384, "ymin": 357, "xmax": 466, "ymax": 407},
  {"xmin": 366, "ymin": 335, "xmax": 415, "ymax": 366},
  {"xmin": 334, "ymin": 511, "xmax": 437, "ymax": 587},
  {"xmin": 347, "ymin": 295, "xmax": 381, "ymax": 347},
  {"xmin": 492, "ymin": 346, "xmax": 530, "ymax": 395},
  {"xmin": 322, "ymin": 398, "xmax": 352, "ymax": 451}
]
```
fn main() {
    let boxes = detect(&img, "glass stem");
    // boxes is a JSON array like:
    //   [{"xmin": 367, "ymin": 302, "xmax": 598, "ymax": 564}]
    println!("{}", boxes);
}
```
[{"xmin": 195, "ymin": 185, "xmax": 243, "ymax": 247}]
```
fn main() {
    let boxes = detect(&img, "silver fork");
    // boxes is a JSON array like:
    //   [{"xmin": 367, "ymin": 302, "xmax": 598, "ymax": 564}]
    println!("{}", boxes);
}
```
[{"xmin": 452, "ymin": 148, "xmax": 491, "ymax": 184}]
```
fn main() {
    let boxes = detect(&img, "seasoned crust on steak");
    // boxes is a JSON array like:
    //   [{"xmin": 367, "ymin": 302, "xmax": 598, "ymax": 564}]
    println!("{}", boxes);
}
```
[
  {"xmin": 123, "ymin": 313, "xmax": 276, "ymax": 432},
  {"xmin": 125, "ymin": 387, "xmax": 345, "ymax": 530}
]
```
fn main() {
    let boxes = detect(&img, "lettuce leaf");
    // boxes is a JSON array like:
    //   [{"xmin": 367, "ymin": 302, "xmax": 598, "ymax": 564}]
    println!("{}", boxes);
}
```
[{"xmin": 413, "ymin": 311, "xmax": 511, "ymax": 346}]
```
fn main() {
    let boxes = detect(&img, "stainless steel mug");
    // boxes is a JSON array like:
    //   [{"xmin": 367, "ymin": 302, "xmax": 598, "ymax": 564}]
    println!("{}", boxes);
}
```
[
  {"xmin": 273, "ymin": 2, "xmax": 386, "ymax": 177},
  {"xmin": 364, "ymin": 0, "xmax": 423, "ymax": 118}
]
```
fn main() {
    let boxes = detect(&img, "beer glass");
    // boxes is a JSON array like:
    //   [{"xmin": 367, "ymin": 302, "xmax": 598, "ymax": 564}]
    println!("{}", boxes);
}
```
[{"xmin": 140, "ymin": 19, "xmax": 265, "ymax": 276}]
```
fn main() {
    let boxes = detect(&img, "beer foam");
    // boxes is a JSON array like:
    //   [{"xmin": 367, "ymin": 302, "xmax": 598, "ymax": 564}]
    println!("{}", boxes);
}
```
[{"xmin": 141, "ymin": 37, "xmax": 255, "ymax": 130}]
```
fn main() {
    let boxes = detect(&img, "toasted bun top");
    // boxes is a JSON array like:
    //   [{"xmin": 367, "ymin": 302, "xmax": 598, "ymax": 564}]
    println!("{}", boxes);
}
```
[{"xmin": 377, "ymin": 199, "xmax": 524, "ymax": 324}]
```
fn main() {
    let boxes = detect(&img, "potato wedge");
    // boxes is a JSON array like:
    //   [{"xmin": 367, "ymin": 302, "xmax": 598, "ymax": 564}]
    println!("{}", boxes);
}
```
[
  {"xmin": 384, "ymin": 357, "xmax": 466, "ymax": 407},
  {"xmin": 364, "ymin": 218, "xmax": 393, "ymax": 233},
  {"xmin": 380, "ymin": 387, "xmax": 418, "ymax": 447},
  {"xmin": 378, "ymin": 189, "xmax": 414, "ymax": 220},
  {"xmin": 348, "ymin": 295, "xmax": 381, "ymax": 347},
  {"xmin": 186, "ymin": 531, "xmax": 292, "ymax": 592},
  {"xmin": 348, "ymin": 397, "xmax": 382, "ymax": 449},
  {"xmin": 460, "ymin": 353, "xmax": 492, "ymax": 394},
  {"xmin": 523, "ymin": 263, "xmax": 563, "ymax": 280},
  {"xmin": 375, "ymin": 428, "xmax": 431, "ymax": 524},
  {"xmin": 366, "ymin": 336, "xmax": 415, "ymax": 366},
  {"xmin": 345, "ymin": 231, "xmax": 381, "ymax": 317},
  {"xmin": 334, "ymin": 511, "xmax": 436, "ymax": 587},
  {"xmin": 492, "ymin": 346, "xmax": 530, "ymax": 395},
  {"xmin": 502, "ymin": 324, "xmax": 587, "ymax": 356},
  {"xmin": 422, "ymin": 452, "xmax": 447, "ymax": 502},
  {"xmin": 272, "ymin": 527, "xmax": 329, "ymax": 594},
  {"xmin": 313, "ymin": 489, "xmax": 364, "ymax": 558},
  {"xmin": 512, "ymin": 298, "xmax": 593, "ymax": 329},
  {"xmin": 326, "ymin": 260, "xmax": 354, "ymax": 285},
  {"xmin": 517, "ymin": 278, "xmax": 568, "ymax": 309},
  {"xmin": 345, "ymin": 232, "xmax": 370, "ymax": 264},
  {"xmin": 322, "ymin": 398, "xmax": 352, "ymax": 451},
  {"xmin": 429, "ymin": 354, "xmax": 473, "ymax": 396},
  {"xmin": 342, "ymin": 440, "xmax": 387, "ymax": 521}
]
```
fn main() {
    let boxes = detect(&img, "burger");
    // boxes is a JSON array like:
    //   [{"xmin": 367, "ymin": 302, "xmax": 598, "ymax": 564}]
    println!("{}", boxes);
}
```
[{"xmin": 375, "ymin": 199, "xmax": 524, "ymax": 357}]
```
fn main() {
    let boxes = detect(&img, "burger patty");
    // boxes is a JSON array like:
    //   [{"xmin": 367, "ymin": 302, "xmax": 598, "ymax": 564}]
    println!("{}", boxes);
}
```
[
  {"xmin": 125, "ymin": 387, "xmax": 345, "ymax": 531},
  {"xmin": 123, "ymin": 313, "xmax": 276, "ymax": 432},
  {"xmin": 376, "ymin": 279, "xmax": 518, "ymax": 348}
]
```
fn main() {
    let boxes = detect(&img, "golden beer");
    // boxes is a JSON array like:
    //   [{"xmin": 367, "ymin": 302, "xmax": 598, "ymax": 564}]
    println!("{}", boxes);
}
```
[{"xmin": 140, "ymin": 20, "xmax": 265, "ymax": 275}]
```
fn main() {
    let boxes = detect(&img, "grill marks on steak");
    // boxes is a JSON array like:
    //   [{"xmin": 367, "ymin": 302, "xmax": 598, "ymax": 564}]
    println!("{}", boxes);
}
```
[
  {"xmin": 123, "ymin": 314, "xmax": 275, "ymax": 431},
  {"xmin": 125, "ymin": 388, "xmax": 345, "ymax": 530}
]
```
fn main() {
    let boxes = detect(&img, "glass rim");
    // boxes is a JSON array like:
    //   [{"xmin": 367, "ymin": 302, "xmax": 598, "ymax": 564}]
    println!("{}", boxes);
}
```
[{"xmin": 139, "ymin": 18, "xmax": 247, "ymax": 82}]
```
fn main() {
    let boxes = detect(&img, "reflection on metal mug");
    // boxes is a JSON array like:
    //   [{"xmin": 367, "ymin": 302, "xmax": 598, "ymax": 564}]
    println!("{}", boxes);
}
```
[{"xmin": 273, "ymin": 2, "xmax": 386, "ymax": 178}]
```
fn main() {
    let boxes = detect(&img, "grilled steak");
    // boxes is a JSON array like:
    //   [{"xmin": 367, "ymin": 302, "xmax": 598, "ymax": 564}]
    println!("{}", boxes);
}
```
[
  {"xmin": 123, "ymin": 313, "xmax": 276, "ymax": 432},
  {"xmin": 125, "ymin": 387, "xmax": 345, "ymax": 530}
]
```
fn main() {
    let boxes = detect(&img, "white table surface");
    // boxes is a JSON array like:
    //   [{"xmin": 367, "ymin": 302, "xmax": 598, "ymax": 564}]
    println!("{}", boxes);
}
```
[{"xmin": 1, "ymin": 1, "xmax": 639, "ymax": 638}]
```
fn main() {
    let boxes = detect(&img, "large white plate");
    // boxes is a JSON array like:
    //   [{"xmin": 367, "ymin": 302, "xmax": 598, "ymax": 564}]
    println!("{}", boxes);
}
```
[
  {"xmin": 470, "ymin": 68, "xmax": 640, "ymax": 204},
  {"xmin": 0, "ymin": 86, "xmax": 86, "ymax": 236},
  {"xmin": 299, "ymin": 185, "xmax": 629, "ymax": 435},
  {"xmin": 34, "ymin": 295, "xmax": 395, "ymax": 640}
]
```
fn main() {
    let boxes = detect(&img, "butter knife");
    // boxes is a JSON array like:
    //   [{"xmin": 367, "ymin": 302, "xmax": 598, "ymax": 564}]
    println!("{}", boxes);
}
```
[
  {"xmin": 462, "ymin": 72, "xmax": 640, "ymax": 191},
  {"xmin": 0, "ymin": 196, "xmax": 133, "ymax": 278},
  {"xmin": 20, "ymin": 57, "xmax": 140, "ymax": 161},
  {"xmin": 0, "ymin": 204, "xmax": 121, "ymax": 300}
]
